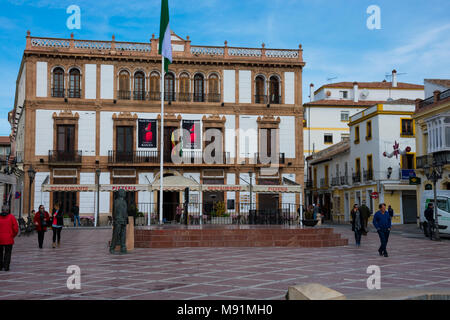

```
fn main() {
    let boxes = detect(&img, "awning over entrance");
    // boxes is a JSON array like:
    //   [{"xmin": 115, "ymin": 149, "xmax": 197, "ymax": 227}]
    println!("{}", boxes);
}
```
[
  {"xmin": 383, "ymin": 184, "xmax": 417, "ymax": 191},
  {"xmin": 41, "ymin": 182, "xmax": 302, "ymax": 193}
]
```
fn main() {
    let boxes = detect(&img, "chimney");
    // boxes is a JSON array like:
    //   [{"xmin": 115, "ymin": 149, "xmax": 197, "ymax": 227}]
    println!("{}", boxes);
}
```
[
  {"xmin": 310, "ymin": 83, "xmax": 314, "ymax": 102},
  {"xmin": 392, "ymin": 69, "xmax": 398, "ymax": 87},
  {"xmin": 353, "ymin": 82, "xmax": 359, "ymax": 103}
]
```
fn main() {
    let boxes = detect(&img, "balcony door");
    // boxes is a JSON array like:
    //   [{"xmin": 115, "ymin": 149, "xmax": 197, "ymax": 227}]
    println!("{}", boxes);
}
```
[
  {"xmin": 57, "ymin": 125, "xmax": 75, "ymax": 161},
  {"xmin": 116, "ymin": 126, "xmax": 133, "ymax": 162}
]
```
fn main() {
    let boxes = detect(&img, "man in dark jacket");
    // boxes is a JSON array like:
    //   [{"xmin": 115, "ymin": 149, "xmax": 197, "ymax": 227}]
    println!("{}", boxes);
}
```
[
  {"xmin": 424, "ymin": 203, "xmax": 435, "ymax": 239},
  {"xmin": 388, "ymin": 205, "xmax": 394, "ymax": 218},
  {"xmin": 0, "ymin": 205, "xmax": 19, "ymax": 271},
  {"xmin": 373, "ymin": 203, "xmax": 391, "ymax": 257},
  {"xmin": 72, "ymin": 204, "xmax": 80, "ymax": 227},
  {"xmin": 359, "ymin": 200, "xmax": 372, "ymax": 236}
]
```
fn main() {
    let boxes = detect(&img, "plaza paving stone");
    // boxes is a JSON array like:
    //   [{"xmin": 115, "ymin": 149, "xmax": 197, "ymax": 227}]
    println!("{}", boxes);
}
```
[{"xmin": 0, "ymin": 224, "xmax": 449, "ymax": 300}]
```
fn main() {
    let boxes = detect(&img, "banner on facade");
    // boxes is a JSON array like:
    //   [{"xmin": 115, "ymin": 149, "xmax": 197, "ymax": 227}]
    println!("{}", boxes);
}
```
[
  {"xmin": 138, "ymin": 119, "xmax": 157, "ymax": 148},
  {"xmin": 182, "ymin": 120, "xmax": 201, "ymax": 149},
  {"xmin": 42, "ymin": 185, "xmax": 96, "ymax": 192}
]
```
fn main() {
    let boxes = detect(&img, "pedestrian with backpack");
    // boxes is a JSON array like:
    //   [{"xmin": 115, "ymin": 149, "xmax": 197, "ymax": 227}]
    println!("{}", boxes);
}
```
[{"xmin": 34, "ymin": 205, "xmax": 50, "ymax": 249}]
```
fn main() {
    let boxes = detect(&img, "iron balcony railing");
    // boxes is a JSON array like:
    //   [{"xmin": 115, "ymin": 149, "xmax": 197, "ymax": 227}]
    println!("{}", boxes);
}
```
[
  {"xmin": 108, "ymin": 151, "xmax": 159, "ymax": 164},
  {"xmin": 319, "ymin": 178, "xmax": 327, "ymax": 188},
  {"xmin": 108, "ymin": 150, "xmax": 230, "ymax": 165},
  {"xmin": 164, "ymin": 91, "xmax": 176, "ymax": 102},
  {"xmin": 269, "ymin": 94, "xmax": 281, "ymax": 104},
  {"xmin": 331, "ymin": 177, "xmax": 340, "ymax": 186},
  {"xmin": 255, "ymin": 94, "xmax": 268, "ymax": 104},
  {"xmin": 117, "ymin": 90, "xmax": 131, "ymax": 100},
  {"xmin": 254, "ymin": 152, "xmax": 285, "ymax": 165},
  {"xmin": 133, "ymin": 90, "xmax": 146, "ymax": 101},
  {"xmin": 305, "ymin": 180, "xmax": 313, "ymax": 189},
  {"xmin": 352, "ymin": 172, "xmax": 361, "ymax": 184},
  {"xmin": 193, "ymin": 93, "xmax": 205, "ymax": 102},
  {"xmin": 207, "ymin": 93, "xmax": 221, "ymax": 102},
  {"xmin": 67, "ymin": 88, "xmax": 82, "ymax": 98},
  {"xmin": 51, "ymin": 87, "xmax": 65, "ymax": 98},
  {"xmin": 340, "ymin": 175, "xmax": 349, "ymax": 185},
  {"xmin": 417, "ymin": 88, "xmax": 450, "ymax": 110},
  {"xmin": 48, "ymin": 150, "xmax": 82, "ymax": 163},
  {"xmin": 178, "ymin": 92, "xmax": 192, "ymax": 102},
  {"xmin": 363, "ymin": 169, "xmax": 373, "ymax": 182},
  {"xmin": 148, "ymin": 91, "xmax": 160, "ymax": 101}
]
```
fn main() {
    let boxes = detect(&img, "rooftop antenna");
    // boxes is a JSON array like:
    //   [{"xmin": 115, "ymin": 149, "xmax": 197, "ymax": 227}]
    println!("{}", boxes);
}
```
[
  {"xmin": 327, "ymin": 76, "xmax": 338, "ymax": 83},
  {"xmin": 385, "ymin": 72, "xmax": 407, "ymax": 80}
]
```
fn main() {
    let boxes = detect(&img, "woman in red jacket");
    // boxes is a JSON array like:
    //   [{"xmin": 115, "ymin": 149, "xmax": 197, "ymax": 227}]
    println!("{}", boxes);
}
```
[
  {"xmin": 0, "ymin": 205, "xmax": 19, "ymax": 271},
  {"xmin": 34, "ymin": 205, "xmax": 50, "ymax": 249}
]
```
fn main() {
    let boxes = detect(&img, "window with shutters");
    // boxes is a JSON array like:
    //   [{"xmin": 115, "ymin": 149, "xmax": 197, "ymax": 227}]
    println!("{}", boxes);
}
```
[
  {"xmin": 149, "ymin": 72, "xmax": 160, "ymax": 101},
  {"xmin": 255, "ymin": 75, "xmax": 266, "ymax": 103},
  {"xmin": 164, "ymin": 73, "xmax": 175, "ymax": 101},
  {"xmin": 193, "ymin": 73, "xmax": 205, "ymax": 102},
  {"xmin": 269, "ymin": 76, "xmax": 280, "ymax": 104},
  {"xmin": 133, "ymin": 71, "xmax": 145, "ymax": 100},
  {"xmin": 52, "ymin": 67, "xmax": 65, "ymax": 97},
  {"xmin": 208, "ymin": 74, "xmax": 220, "ymax": 102},
  {"xmin": 68, "ymin": 68, "xmax": 81, "ymax": 98},
  {"xmin": 118, "ymin": 70, "xmax": 131, "ymax": 100},
  {"xmin": 179, "ymin": 73, "xmax": 190, "ymax": 101}
]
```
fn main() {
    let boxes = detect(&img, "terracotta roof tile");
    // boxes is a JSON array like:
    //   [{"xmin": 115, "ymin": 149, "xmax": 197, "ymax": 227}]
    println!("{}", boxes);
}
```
[
  {"xmin": 315, "ymin": 81, "xmax": 423, "ymax": 93},
  {"xmin": 424, "ymin": 79, "xmax": 450, "ymax": 88},
  {"xmin": 0, "ymin": 136, "xmax": 10, "ymax": 144},
  {"xmin": 304, "ymin": 99, "xmax": 383, "ymax": 107}
]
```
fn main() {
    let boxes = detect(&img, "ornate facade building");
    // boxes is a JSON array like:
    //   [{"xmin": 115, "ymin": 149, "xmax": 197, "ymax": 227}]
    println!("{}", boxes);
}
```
[{"xmin": 9, "ymin": 31, "xmax": 305, "ymax": 224}]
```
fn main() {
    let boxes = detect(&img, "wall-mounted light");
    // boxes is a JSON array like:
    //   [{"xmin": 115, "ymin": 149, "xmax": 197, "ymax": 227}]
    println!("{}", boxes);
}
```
[
  {"xmin": 267, "ymin": 104, "xmax": 270, "ymax": 108},
  {"xmin": 387, "ymin": 167, "xmax": 392, "ymax": 179},
  {"xmin": 39, "ymin": 158, "xmax": 44, "ymax": 163},
  {"xmin": 221, "ymin": 102, "xmax": 224, "ymax": 107},
  {"xmin": 113, "ymin": 99, "xmax": 117, "ymax": 104}
]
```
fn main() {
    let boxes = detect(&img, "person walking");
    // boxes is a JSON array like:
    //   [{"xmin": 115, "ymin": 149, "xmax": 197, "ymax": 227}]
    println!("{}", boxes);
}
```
[
  {"xmin": 51, "ymin": 203, "xmax": 64, "ymax": 248},
  {"xmin": 388, "ymin": 205, "xmax": 394, "ymax": 218},
  {"xmin": 359, "ymin": 200, "xmax": 372, "ymax": 236},
  {"xmin": 351, "ymin": 204, "xmax": 363, "ymax": 247},
  {"xmin": 0, "ymin": 205, "xmax": 19, "ymax": 271},
  {"xmin": 373, "ymin": 203, "xmax": 391, "ymax": 257},
  {"xmin": 72, "ymin": 204, "xmax": 80, "ymax": 227},
  {"xmin": 424, "ymin": 202, "xmax": 435, "ymax": 239},
  {"xmin": 34, "ymin": 205, "xmax": 50, "ymax": 249},
  {"xmin": 313, "ymin": 203, "xmax": 320, "ymax": 220}
]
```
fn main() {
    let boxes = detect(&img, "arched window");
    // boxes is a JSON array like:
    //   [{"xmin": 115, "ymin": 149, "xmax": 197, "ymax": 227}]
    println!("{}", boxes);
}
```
[
  {"xmin": 269, "ymin": 76, "xmax": 280, "ymax": 104},
  {"xmin": 52, "ymin": 67, "xmax": 65, "ymax": 98},
  {"xmin": 194, "ymin": 74, "xmax": 205, "ymax": 102},
  {"xmin": 118, "ymin": 70, "xmax": 130, "ymax": 100},
  {"xmin": 68, "ymin": 69, "xmax": 81, "ymax": 98},
  {"xmin": 164, "ymin": 73, "xmax": 175, "ymax": 101},
  {"xmin": 208, "ymin": 74, "xmax": 220, "ymax": 102},
  {"xmin": 149, "ymin": 72, "xmax": 160, "ymax": 100},
  {"xmin": 179, "ymin": 73, "xmax": 190, "ymax": 102},
  {"xmin": 255, "ymin": 75, "xmax": 266, "ymax": 103},
  {"xmin": 133, "ymin": 71, "xmax": 145, "ymax": 100}
]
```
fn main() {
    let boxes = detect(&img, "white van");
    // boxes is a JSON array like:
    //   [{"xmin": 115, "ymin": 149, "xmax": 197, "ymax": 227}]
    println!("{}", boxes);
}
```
[{"xmin": 420, "ymin": 190, "xmax": 450, "ymax": 235}]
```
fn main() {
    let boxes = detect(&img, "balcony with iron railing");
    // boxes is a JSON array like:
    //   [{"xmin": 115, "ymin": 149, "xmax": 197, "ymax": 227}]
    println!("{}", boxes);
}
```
[
  {"xmin": 133, "ymin": 90, "xmax": 146, "ymax": 101},
  {"xmin": 417, "ymin": 151, "xmax": 450, "ymax": 169},
  {"xmin": 255, "ymin": 95, "xmax": 268, "ymax": 104},
  {"xmin": 340, "ymin": 175, "xmax": 349, "ymax": 185},
  {"xmin": 67, "ymin": 88, "xmax": 82, "ymax": 98},
  {"xmin": 331, "ymin": 177, "xmax": 340, "ymax": 186},
  {"xmin": 319, "ymin": 178, "xmax": 329, "ymax": 189},
  {"xmin": 108, "ymin": 150, "xmax": 230, "ymax": 165},
  {"xmin": 254, "ymin": 152, "xmax": 285, "ymax": 165},
  {"xmin": 117, "ymin": 90, "xmax": 131, "ymax": 100},
  {"xmin": 268, "ymin": 94, "xmax": 281, "ymax": 104},
  {"xmin": 352, "ymin": 172, "xmax": 361, "ymax": 184},
  {"xmin": 363, "ymin": 169, "xmax": 373, "ymax": 182},
  {"xmin": 416, "ymin": 88, "xmax": 450, "ymax": 111},
  {"xmin": 305, "ymin": 180, "xmax": 313, "ymax": 189},
  {"xmin": 51, "ymin": 87, "xmax": 65, "ymax": 98},
  {"xmin": 48, "ymin": 150, "xmax": 82, "ymax": 163}
]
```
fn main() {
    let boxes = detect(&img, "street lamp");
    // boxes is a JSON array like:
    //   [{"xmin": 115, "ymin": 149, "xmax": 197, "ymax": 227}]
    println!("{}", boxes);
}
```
[
  {"xmin": 387, "ymin": 167, "xmax": 393, "ymax": 179},
  {"xmin": 95, "ymin": 168, "xmax": 101, "ymax": 227},
  {"xmin": 423, "ymin": 159, "xmax": 443, "ymax": 241},
  {"xmin": 27, "ymin": 166, "xmax": 36, "ymax": 220},
  {"xmin": 248, "ymin": 171, "xmax": 253, "ymax": 211}
]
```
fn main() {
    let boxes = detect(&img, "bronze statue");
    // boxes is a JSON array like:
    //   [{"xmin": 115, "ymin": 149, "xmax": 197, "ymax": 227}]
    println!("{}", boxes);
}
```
[{"xmin": 110, "ymin": 189, "xmax": 128, "ymax": 254}]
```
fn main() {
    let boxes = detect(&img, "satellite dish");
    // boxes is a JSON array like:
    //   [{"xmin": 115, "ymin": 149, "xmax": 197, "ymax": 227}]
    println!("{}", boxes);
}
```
[{"xmin": 360, "ymin": 89, "xmax": 369, "ymax": 99}]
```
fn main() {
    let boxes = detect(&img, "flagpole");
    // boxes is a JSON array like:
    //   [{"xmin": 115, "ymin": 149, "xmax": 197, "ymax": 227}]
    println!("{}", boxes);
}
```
[{"xmin": 159, "ymin": 57, "xmax": 164, "ymax": 225}]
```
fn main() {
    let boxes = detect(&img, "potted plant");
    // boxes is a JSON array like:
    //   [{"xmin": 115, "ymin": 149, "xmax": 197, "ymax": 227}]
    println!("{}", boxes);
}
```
[
  {"xmin": 302, "ymin": 208, "xmax": 318, "ymax": 227},
  {"xmin": 135, "ymin": 211, "xmax": 145, "ymax": 226},
  {"xmin": 63, "ymin": 214, "xmax": 72, "ymax": 227}
]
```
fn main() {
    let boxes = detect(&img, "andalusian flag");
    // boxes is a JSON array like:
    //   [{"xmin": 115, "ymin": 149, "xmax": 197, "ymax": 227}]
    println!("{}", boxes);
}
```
[{"xmin": 159, "ymin": 0, "xmax": 172, "ymax": 73}]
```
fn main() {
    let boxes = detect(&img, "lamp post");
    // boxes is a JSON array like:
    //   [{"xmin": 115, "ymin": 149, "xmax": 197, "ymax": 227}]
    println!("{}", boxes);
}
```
[
  {"xmin": 248, "ymin": 171, "xmax": 253, "ymax": 211},
  {"xmin": 387, "ymin": 167, "xmax": 393, "ymax": 179},
  {"xmin": 95, "ymin": 168, "xmax": 101, "ymax": 227},
  {"xmin": 27, "ymin": 166, "xmax": 36, "ymax": 220},
  {"xmin": 423, "ymin": 159, "xmax": 443, "ymax": 241}
]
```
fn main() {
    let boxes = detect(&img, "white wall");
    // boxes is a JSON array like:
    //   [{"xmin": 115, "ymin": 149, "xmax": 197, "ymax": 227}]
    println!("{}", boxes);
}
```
[
  {"xmin": 79, "ymin": 173, "xmax": 95, "ymax": 214},
  {"xmin": 223, "ymin": 70, "xmax": 235, "ymax": 103},
  {"xmin": 284, "ymin": 72, "xmax": 295, "ymax": 104},
  {"xmin": 35, "ymin": 110, "xmax": 54, "ymax": 156},
  {"xmin": 138, "ymin": 172, "xmax": 153, "ymax": 204},
  {"xmin": 99, "ymin": 172, "xmax": 110, "ymax": 214},
  {"xmin": 279, "ymin": 116, "xmax": 295, "ymax": 158},
  {"xmin": 100, "ymin": 112, "xmax": 114, "ymax": 156},
  {"xmin": 36, "ymin": 61, "xmax": 47, "ymax": 97},
  {"xmin": 100, "ymin": 64, "xmax": 114, "ymax": 99},
  {"xmin": 238, "ymin": 70, "xmax": 251, "ymax": 103},
  {"xmin": 78, "ymin": 111, "xmax": 96, "ymax": 156},
  {"xmin": 224, "ymin": 115, "xmax": 235, "ymax": 158},
  {"xmin": 239, "ymin": 115, "xmax": 258, "ymax": 158},
  {"xmin": 84, "ymin": 64, "xmax": 97, "ymax": 99},
  {"xmin": 282, "ymin": 173, "xmax": 296, "ymax": 205},
  {"xmin": 34, "ymin": 172, "xmax": 50, "ymax": 210}
]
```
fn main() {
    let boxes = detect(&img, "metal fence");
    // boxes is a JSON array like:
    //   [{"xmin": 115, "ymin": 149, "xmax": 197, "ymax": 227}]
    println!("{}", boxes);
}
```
[{"xmin": 136, "ymin": 202, "xmax": 301, "ymax": 226}]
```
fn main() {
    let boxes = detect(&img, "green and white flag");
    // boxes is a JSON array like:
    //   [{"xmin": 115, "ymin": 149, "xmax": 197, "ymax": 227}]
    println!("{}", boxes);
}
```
[{"xmin": 159, "ymin": 0, "xmax": 172, "ymax": 72}]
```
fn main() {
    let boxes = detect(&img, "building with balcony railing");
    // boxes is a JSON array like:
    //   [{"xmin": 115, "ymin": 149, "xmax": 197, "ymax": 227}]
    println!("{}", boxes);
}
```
[
  {"xmin": 414, "ymin": 83, "xmax": 450, "ymax": 219},
  {"xmin": 7, "ymin": 31, "xmax": 305, "ymax": 223}
]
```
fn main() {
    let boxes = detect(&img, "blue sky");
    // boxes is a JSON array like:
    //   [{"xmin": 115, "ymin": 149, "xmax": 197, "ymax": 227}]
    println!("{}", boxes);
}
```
[{"xmin": 0, "ymin": 0, "xmax": 449, "ymax": 135}]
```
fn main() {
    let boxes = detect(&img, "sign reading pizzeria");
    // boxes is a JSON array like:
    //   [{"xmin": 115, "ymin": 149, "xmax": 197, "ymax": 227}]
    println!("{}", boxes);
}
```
[{"xmin": 138, "ymin": 119, "xmax": 157, "ymax": 148}]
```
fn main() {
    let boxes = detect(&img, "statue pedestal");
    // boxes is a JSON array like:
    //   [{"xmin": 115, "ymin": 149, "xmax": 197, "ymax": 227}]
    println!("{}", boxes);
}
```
[{"xmin": 114, "ymin": 216, "xmax": 134, "ymax": 252}]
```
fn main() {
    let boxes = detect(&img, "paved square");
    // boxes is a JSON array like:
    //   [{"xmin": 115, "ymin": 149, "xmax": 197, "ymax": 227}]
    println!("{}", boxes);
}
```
[{"xmin": 1, "ymin": 225, "xmax": 449, "ymax": 300}]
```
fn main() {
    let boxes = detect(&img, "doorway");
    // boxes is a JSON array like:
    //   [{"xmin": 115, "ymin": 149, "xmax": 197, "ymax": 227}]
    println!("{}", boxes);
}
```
[
  {"xmin": 53, "ymin": 192, "xmax": 77, "ymax": 216},
  {"xmin": 258, "ymin": 193, "xmax": 279, "ymax": 211},
  {"xmin": 402, "ymin": 191, "xmax": 417, "ymax": 224},
  {"xmin": 158, "ymin": 191, "xmax": 179, "ymax": 222}
]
